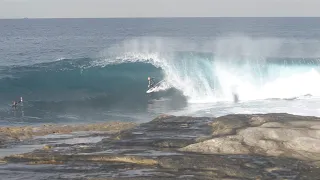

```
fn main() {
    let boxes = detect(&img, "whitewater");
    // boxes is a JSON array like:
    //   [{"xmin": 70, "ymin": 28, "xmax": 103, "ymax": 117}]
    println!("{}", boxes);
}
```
[
  {"xmin": 1, "ymin": 18, "xmax": 320, "ymax": 125},
  {"xmin": 96, "ymin": 35, "xmax": 320, "ymax": 101},
  {"xmin": 90, "ymin": 35, "xmax": 320, "ymax": 117}
]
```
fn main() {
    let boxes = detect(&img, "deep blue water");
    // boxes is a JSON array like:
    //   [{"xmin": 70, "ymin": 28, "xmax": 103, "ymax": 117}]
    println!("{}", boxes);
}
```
[{"xmin": 1, "ymin": 18, "xmax": 320, "ymax": 125}]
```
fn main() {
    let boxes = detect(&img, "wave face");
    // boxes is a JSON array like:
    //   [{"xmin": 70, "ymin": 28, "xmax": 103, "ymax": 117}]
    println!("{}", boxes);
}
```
[
  {"xmin": 0, "ymin": 57, "xmax": 186, "ymax": 125},
  {"xmin": 0, "ymin": 58, "xmax": 171, "ymax": 109}
]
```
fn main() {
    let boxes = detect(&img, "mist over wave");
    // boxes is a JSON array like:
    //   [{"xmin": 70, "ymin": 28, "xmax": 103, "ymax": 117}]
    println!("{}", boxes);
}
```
[{"xmin": 95, "ymin": 35, "xmax": 320, "ymax": 103}]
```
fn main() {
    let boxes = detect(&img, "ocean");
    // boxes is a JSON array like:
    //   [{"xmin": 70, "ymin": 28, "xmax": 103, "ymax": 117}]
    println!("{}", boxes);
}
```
[{"xmin": 1, "ymin": 17, "xmax": 320, "ymax": 126}]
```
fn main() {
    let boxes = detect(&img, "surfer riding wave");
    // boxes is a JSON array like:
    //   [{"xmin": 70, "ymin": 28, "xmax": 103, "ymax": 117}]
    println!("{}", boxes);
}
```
[
  {"xmin": 148, "ymin": 77, "xmax": 155, "ymax": 88},
  {"xmin": 146, "ymin": 77, "xmax": 171, "ymax": 94}
]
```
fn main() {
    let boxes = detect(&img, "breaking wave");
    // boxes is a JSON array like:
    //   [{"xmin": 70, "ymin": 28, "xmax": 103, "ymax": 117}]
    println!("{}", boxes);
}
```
[{"xmin": 1, "ymin": 35, "xmax": 320, "ymax": 109}]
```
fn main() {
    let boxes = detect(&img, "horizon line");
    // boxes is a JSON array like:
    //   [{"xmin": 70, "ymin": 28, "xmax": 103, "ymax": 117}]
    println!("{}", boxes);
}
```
[{"xmin": 1, "ymin": 16, "xmax": 320, "ymax": 20}]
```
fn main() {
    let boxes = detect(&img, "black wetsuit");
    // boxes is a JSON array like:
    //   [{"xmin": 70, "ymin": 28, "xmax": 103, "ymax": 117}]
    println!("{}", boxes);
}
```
[{"xmin": 12, "ymin": 102, "xmax": 18, "ymax": 108}]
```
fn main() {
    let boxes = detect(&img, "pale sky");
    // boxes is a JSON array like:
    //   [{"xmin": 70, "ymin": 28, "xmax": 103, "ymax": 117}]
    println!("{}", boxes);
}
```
[{"xmin": 0, "ymin": 0, "xmax": 319, "ymax": 19}]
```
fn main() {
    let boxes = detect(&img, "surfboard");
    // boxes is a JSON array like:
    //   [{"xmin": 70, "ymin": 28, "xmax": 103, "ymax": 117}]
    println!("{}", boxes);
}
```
[
  {"xmin": 146, "ymin": 87, "xmax": 157, "ymax": 93},
  {"xmin": 146, "ymin": 80, "xmax": 164, "ymax": 93}
]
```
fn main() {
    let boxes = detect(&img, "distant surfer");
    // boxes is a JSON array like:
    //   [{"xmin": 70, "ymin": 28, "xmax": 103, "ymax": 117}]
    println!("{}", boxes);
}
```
[
  {"xmin": 233, "ymin": 93, "xmax": 239, "ymax": 103},
  {"xmin": 148, "ymin": 77, "xmax": 155, "ymax": 88},
  {"xmin": 11, "ymin": 97, "xmax": 23, "ymax": 109},
  {"xmin": 231, "ymin": 86, "xmax": 239, "ymax": 103},
  {"xmin": 12, "ymin": 101, "xmax": 18, "ymax": 109}
]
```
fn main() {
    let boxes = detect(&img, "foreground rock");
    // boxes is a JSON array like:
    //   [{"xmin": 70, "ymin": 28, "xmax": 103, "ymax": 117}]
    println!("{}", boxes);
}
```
[
  {"xmin": 180, "ymin": 113, "xmax": 320, "ymax": 162},
  {"xmin": 1, "ymin": 113, "xmax": 320, "ymax": 179},
  {"xmin": 0, "ymin": 122, "xmax": 137, "ymax": 143}
]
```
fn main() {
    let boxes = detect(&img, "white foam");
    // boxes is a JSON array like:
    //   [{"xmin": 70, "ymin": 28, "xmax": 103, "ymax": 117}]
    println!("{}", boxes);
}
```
[
  {"xmin": 96, "ymin": 36, "xmax": 320, "ymax": 104},
  {"xmin": 172, "ymin": 97, "xmax": 320, "ymax": 118}
]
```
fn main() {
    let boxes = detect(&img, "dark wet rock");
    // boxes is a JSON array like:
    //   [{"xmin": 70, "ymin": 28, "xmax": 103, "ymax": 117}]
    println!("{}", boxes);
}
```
[
  {"xmin": 4, "ymin": 152, "xmax": 316, "ymax": 180},
  {"xmin": 180, "ymin": 113, "xmax": 320, "ymax": 162},
  {"xmin": 97, "ymin": 115, "xmax": 213, "ymax": 155},
  {"xmin": 1, "ymin": 113, "xmax": 320, "ymax": 179}
]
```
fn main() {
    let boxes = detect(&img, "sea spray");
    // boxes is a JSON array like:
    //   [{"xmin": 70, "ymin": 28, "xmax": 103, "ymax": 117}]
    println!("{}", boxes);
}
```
[{"xmin": 96, "ymin": 36, "xmax": 320, "ymax": 102}]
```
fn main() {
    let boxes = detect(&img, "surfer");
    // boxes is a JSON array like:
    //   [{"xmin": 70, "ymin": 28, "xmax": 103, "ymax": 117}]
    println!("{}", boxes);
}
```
[
  {"xmin": 12, "ymin": 101, "xmax": 18, "ymax": 109},
  {"xmin": 233, "ymin": 93, "xmax": 239, "ymax": 103},
  {"xmin": 148, "ymin": 77, "xmax": 155, "ymax": 88},
  {"xmin": 11, "ymin": 97, "xmax": 23, "ymax": 109}
]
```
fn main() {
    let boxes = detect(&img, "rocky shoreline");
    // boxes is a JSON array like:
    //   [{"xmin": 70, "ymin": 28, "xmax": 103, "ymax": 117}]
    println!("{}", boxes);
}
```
[
  {"xmin": 0, "ymin": 113, "xmax": 319, "ymax": 179},
  {"xmin": 180, "ymin": 113, "xmax": 320, "ymax": 163},
  {"xmin": 0, "ymin": 122, "xmax": 137, "ymax": 146}
]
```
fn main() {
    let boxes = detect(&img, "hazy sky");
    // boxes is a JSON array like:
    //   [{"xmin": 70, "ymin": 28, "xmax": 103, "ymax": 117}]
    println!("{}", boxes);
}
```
[{"xmin": 0, "ymin": 0, "xmax": 319, "ymax": 19}]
